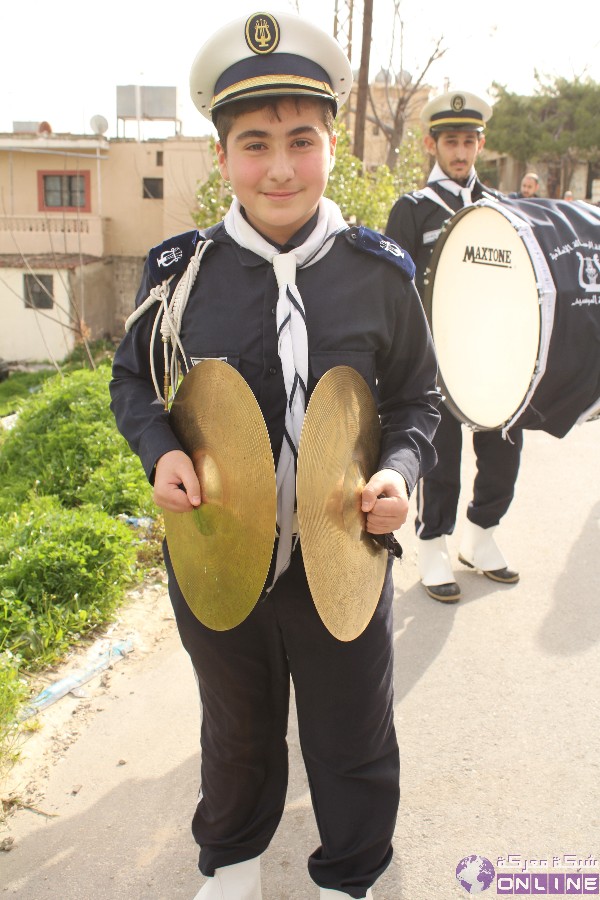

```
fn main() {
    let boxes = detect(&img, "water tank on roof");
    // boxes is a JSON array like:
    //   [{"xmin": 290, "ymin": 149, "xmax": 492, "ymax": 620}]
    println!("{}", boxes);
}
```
[
  {"xmin": 117, "ymin": 86, "xmax": 177, "ymax": 120},
  {"xmin": 13, "ymin": 122, "xmax": 40, "ymax": 133}
]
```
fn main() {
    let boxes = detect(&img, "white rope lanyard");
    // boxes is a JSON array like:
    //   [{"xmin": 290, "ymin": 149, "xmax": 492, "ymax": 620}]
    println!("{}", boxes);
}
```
[{"xmin": 124, "ymin": 238, "xmax": 213, "ymax": 408}]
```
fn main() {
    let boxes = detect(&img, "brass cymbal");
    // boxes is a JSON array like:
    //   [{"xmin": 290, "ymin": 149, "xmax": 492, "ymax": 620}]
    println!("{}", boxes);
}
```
[
  {"xmin": 163, "ymin": 359, "xmax": 276, "ymax": 630},
  {"xmin": 296, "ymin": 366, "xmax": 387, "ymax": 642}
]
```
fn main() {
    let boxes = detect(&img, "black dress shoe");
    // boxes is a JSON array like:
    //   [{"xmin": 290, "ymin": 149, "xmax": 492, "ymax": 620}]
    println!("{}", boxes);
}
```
[
  {"xmin": 458, "ymin": 555, "xmax": 520, "ymax": 584},
  {"xmin": 423, "ymin": 582, "xmax": 461, "ymax": 603},
  {"xmin": 482, "ymin": 566, "xmax": 519, "ymax": 584}
]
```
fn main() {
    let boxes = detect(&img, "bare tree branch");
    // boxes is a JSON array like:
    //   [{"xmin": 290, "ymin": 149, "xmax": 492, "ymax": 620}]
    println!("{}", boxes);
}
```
[{"xmin": 367, "ymin": 25, "xmax": 446, "ymax": 169}]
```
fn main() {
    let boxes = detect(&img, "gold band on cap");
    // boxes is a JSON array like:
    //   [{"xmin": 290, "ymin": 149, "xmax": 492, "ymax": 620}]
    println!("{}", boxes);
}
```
[
  {"xmin": 210, "ymin": 73, "xmax": 336, "ymax": 111},
  {"xmin": 429, "ymin": 116, "xmax": 486, "ymax": 129}
]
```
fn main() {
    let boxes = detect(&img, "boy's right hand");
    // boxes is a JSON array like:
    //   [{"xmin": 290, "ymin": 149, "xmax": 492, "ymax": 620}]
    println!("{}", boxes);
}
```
[{"xmin": 153, "ymin": 450, "xmax": 201, "ymax": 512}]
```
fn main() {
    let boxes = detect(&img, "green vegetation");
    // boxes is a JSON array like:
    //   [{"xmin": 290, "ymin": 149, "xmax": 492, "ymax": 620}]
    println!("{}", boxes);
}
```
[
  {"xmin": 325, "ymin": 126, "xmax": 425, "ymax": 231},
  {"xmin": 0, "ymin": 366, "xmax": 154, "ymax": 516},
  {"xmin": 0, "ymin": 340, "xmax": 117, "ymax": 418},
  {"xmin": 0, "ymin": 355, "xmax": 157, "ymax": 772},
  {"xmin": 0, "ymin": 369, "xmax": 56, "ymax": 418},
  {"xmin": 0, "ymin": 497, "xmax": 136, "ymax": 664},
  {"xmin": 485, "ymin": 76, "xmax": 600, "ymax": 195}
]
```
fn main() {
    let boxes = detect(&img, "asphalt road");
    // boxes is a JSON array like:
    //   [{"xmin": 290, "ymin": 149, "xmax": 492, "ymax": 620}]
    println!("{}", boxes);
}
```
[{"xmin": 1, "ymin": 418, "xmax": 599, "ymax": 899}]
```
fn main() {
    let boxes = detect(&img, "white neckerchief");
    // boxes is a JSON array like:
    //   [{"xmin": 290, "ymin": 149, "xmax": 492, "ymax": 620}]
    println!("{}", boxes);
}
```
[
  {"xmin": 223, "ymin": 196, "xmax": 348, "ymax": 585},
  {"xmin": 428, "ymin": 161, "xmax": 477, "ymax": 207}
]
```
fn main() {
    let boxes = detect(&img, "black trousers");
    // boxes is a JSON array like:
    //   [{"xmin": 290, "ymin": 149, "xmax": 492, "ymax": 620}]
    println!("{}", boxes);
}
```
[
  {"xmin": 416, "ymin": 403, "xmax": 523, "ymax": 539},
  {"xmin": 165, "ymin": 543, "xmax": 399, "ymax": 899}
]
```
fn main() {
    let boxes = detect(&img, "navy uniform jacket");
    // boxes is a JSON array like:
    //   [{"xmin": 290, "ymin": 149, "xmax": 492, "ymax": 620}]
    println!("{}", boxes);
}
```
[
  {"xmin": 386, "ymin": 179, "xmax": 503, "ymax": 297},
  {"xmin": 110, "ymin": 216, "xmax": 441, "ymax": 495}
]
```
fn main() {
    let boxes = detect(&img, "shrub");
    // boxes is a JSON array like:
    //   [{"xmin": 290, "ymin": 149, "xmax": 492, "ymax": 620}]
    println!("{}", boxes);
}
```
[
  {"xmin": 0, "ymin": 496, "xmax": 136, "ymax": 665},
  {"xmin": 78, "ymin": 454, "xmax": 156, "ymax": 517},
  {"xmin": 0, "ymin": 364, "xmax": 152, "ymax": 515},
  {"xmin": 0, "ymin": 370, "xmax": 55, "ymax": 418}
]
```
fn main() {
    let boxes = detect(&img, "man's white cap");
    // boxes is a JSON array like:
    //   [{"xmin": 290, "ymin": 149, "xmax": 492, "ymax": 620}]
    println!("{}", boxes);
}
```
[
  {"xmin": 190, "ymin": 10, "xmax": 353, "ymax": 121},
  {"xmin": 421, "ymin": 90, "xmax": 493, "ymax": 133}
]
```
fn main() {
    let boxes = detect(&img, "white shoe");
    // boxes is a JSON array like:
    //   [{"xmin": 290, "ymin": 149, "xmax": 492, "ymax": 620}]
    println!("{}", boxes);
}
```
[
  {"xmin": 193, "ymin": 857, "xmax": 262, "ymax": 899},
  {"xmin": 458, "ymin": 521, "xmax": 507, "ymax": 571},
  {"xmin": 319, "ymin": 889, "xmax": 373, "ymax": 899},
  {"xmin": 458, "ymin": 521, "xmax": 519, "ymax": 584},
  {"xmin": 417, "ymin": 536, "xmax": 461, "ymax": 602}
]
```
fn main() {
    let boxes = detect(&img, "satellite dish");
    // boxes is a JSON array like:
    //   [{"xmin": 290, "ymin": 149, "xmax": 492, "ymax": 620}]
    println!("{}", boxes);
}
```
[{"xmin": 90, "ymin": 114, "xmax": 109, "ymax": 135}]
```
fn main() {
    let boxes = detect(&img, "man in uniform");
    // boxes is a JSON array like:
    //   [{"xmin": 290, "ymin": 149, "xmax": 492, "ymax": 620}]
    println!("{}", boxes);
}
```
[
  {"xmin": 110, "ymin": 11, "xmax": 440, "ymax": 899},
  {"xmin": 386, "ymin": 91, "xmax": 522, "ymax": 603}
]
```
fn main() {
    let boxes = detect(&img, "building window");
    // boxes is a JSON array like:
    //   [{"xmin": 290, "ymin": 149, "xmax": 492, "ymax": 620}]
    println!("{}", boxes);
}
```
[
  {"xmin": 143, "ymin": 177, "xmax": 164, "ymax": 199},
  {"xmin": 24, "ymin": 274, "xmax": 54, "ymax": 309},
  {"xmin": 156, "ymin": 151, "xmax": 163, "ymax": 166},
  {"xmin": 38, "ymin": 171, "xmax": 91, "ymax": 212}
]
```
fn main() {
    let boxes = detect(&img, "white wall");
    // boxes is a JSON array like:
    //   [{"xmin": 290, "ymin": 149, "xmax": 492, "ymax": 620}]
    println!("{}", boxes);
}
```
[{"xmin": 0, "ymin": 267, "xmax": 75, "ymax": 363}]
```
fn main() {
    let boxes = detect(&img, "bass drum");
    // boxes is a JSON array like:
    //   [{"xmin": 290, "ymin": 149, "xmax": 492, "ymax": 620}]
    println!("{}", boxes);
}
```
[{"xmin": 422, "ymin": 197, "xmax": 600, "ymax": 437}]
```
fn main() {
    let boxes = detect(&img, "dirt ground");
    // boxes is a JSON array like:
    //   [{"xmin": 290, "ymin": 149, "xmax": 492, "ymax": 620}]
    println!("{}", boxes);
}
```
[{"xmin": 0, "ymin": 569, "xmax": 175, "ymax": 839}]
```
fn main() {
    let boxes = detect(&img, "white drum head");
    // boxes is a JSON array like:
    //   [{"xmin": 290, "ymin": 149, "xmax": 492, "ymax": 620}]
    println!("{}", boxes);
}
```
[{"xmin": 430, "ymin": 204, "xmax": 542, "ymax": 429}]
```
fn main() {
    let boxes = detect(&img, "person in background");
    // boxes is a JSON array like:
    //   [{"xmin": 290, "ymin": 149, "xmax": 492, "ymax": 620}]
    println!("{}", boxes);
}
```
[
  {"xmin": 509, "ymin": 171, "xmax": 540, "ymax": 198},
  {"xmin": 385, "ymin": 90, "xmax": 522, "ymax": 603},
  {"xmin": 110, "ymin": 10, "xmax": 440, "ymax": 899},
  {"xmin": 564, "ymin": 190, "xmax": 574, "ymax": 201}
]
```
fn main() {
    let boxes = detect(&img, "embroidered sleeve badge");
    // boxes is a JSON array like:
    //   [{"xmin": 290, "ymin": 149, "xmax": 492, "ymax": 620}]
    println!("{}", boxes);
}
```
[
  {"xmin": 148, "ymin": 230, "xmax": 200, "ymax": 284},
  {"xmin": 346, "ymin": 226, "xmax": 416, "ymax": 280}
]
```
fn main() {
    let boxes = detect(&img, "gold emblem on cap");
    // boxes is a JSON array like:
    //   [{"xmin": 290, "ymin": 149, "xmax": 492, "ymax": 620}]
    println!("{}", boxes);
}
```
[
  {"xmin": 245, "ymin": 12, "xmax": 280, "ymax": 54},
  {"xmin": 451, "ymin": 94, "xmax": 466, "ymax": 112}
]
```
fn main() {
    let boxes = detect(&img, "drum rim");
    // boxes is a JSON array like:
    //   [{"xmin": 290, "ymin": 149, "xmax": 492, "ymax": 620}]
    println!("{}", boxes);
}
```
[
  {"xmin": 422, "ymin": 198, "xmax": 555, "ymax": 432},
  {"xmin": 422, "ymin": 204, "xmax": 493, "ymax": 430}
]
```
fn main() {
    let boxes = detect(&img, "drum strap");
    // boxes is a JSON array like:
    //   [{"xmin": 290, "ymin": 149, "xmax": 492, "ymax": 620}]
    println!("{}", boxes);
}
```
[
  {"xmin": 419, "ymin": 186, "xmax": 456, "ymax": 215},
  {"xmin": 419, "ymin": 185, "xmax": 499, "ymax": 215}
]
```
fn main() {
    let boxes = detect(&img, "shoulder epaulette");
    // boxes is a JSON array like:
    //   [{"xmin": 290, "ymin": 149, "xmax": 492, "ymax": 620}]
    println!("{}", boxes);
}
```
[
  {"xmin": 345, "ymin": 226, "xmax": 416, "ymax": 280},
  {"xmin": 147, "ymin": 230, "xmax": 202, "ymax": 285}
]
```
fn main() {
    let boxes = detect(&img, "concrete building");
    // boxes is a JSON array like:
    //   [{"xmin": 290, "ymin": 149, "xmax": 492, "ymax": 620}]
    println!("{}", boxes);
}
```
[{"xmin": 0, "ymin": 125, "xmax": 212, "ymax": 363}]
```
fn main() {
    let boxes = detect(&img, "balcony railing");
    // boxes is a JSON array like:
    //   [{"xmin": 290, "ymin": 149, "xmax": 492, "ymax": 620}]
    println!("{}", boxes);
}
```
[{"xmin": 0, "ymin": 214, "xmax": 105, "ymax": 257}]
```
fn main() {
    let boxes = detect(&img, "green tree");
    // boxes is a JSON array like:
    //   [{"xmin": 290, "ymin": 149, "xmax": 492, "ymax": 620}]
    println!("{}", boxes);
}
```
[
  {"xmin": 192, "ymin": 142, "xmax": 233, "ymax": 227},
  {"xmin": 485, "ymin": 77, "xmax": 600, "ymax": 195},
  {"xmin": 326, "ymin": 125, "xmax": 426, "ymax": 230},
  {"xmin": 192, "ymin": 125, "xmax": 426, "ymax": 234}
]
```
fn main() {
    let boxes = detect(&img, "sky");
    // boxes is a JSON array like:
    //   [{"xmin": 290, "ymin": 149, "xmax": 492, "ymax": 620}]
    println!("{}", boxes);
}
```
[{"xmin": 3, "ymin": 0, "xmax": 599, "ymax": 140}]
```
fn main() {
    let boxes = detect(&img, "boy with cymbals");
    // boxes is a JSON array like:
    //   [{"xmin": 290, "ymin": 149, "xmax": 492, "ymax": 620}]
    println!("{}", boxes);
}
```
[{"xmin": 110, "ymin": 10, "xmax": 440, "ymax": 899}]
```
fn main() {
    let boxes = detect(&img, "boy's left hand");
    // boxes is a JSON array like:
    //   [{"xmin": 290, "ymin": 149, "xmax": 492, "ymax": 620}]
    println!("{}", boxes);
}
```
[{"xmin": 361, "ymin": 468, "xmax": 409, "ymax": 534}]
